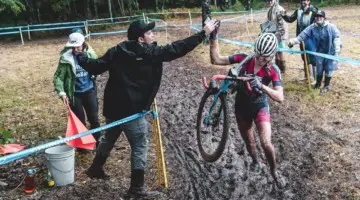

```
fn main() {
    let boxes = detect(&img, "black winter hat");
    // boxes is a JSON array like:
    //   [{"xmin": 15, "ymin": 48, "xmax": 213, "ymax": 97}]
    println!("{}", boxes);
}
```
[
  {"xmin": 127, "ymin": 20, "xmax": 155, "ymax": 41},
  {"xmin": 315, "ymin": 10, "xmax": 326, "ymax": 18}
]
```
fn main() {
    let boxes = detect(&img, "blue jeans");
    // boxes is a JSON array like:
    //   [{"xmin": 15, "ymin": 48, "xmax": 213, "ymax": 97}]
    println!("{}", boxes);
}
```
[
  {"xmin": 316, "ymin": 57, "xmax": 337, "ymax": 77},
  {"xmin": 97, "ymin": 116, "xmax": 148, "ymax": 170},
  {"xmin": 71, "ymin": 88, "xmax": 101, "ymax": 141}
]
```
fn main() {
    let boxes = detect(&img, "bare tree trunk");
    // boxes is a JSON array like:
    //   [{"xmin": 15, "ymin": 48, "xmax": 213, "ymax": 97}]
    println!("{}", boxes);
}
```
[
  {"xmin": 214, "ymin": 0, "xmax": 217, "ymax": 7},
  {"xmin": 72, "ymin": 0, "xmax": 78, "ymax": 18},
  {"xmin": 162, "ymin": 0, "xmax": 166, "ymax": 11},
  {"xmin": 85, "ymin": 0, "xmax": 92, "ymax": 19},
  {"xmin": 37, "ymin": 8, "xmax": 41, "ymax": 23},
  {"xmin": 155, "ymin": 0, "xmax": 158, "ymax": 11},
  {"xmin": 133, "ymin": 0, "xmax": 139, "ymax": 11},
  {"xmin": 127, "ymin": 0, "xmax": 133, "ymax": 15},
  {"xmin": 93, "ymin": 0, "xmax": 99, "ymax": 18},
  {"xmin": 108, "ymin": 0, "xmax": 113, "ymax": 20},
  {"xmin": 117, "ymin": 0, "xmax": 125, "ymax": 16}
]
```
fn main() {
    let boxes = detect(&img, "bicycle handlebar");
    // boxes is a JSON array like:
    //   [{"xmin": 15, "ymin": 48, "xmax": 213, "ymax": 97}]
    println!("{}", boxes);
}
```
[{"xmin": 201, "ymin": 74, "xmax": 255, "ymax": 89}]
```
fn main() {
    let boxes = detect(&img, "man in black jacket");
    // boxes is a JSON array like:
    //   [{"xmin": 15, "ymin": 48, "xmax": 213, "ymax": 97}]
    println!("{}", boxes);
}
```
[
  {"xmin": 76, "ymin": 19, "xmax": 217, "ymax": 197},
  {"xmin": 282, "ymin": 0, "xmax": 318, "ymax": 82}
]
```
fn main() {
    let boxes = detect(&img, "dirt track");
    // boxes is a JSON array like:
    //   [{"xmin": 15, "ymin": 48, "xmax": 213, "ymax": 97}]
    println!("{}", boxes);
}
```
[{"xmin": 1, "ymin": 5, "xmax": 360, "ymax": 200}]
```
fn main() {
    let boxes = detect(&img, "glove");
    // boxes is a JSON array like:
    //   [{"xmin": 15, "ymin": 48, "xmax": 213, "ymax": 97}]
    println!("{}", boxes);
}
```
[
  {"xmin": 209, "ymin": 20, "xmax": 221, "ymax": 40},
  {"xmin": 288, "ymin": 41, "xmax": 294, "ymax": 48},
  {"xmin": 249, "ymin": 77, "xmax": 263, "ymax": 94},
  {"xmin": 288, "ymin": 38, "xmax": 298, "ymax": 48}
]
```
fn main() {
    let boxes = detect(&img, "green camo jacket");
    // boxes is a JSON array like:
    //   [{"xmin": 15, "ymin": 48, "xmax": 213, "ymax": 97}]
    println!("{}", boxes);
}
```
[{"xmin": 53, "ymin": 46, "xmax": 97, "ymax": 102}]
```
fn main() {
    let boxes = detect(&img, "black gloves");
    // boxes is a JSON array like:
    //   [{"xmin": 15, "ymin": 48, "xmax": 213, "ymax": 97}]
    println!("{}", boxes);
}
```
[
  {"xmin": 249, "ymin": 77, "xmax": 263, "ymax": 95},
  {"xmin": 209, "ymin": 20, "xmax": 221, "ymax": 40}
]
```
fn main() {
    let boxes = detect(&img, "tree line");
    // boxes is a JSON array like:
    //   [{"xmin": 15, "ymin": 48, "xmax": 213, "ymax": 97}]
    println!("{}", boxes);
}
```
[{"xmin": 0, "ymin": 0, "xmax": 359, "ymax": 26}]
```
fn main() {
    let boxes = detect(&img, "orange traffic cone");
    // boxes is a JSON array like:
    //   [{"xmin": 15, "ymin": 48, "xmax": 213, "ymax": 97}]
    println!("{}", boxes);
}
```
[{"xmin": 66, "ymin": 109, "xmax": 96, "ymax": 150}]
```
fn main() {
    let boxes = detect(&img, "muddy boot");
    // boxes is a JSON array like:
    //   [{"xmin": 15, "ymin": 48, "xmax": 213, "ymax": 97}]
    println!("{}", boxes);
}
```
[
  {"xmin": 85, "ymin": 154, "xmax": 110, "ymax": 180},
  {"xmin": 320, "ymin": 76, "xmax": 331, "ymax": 93},
  {"xmin": 312, "ymin": 75, "xmax": 323, "ymax": 89},
  {"xmin": 127, "ymin": 169, "xmax": 162, "ymax": 198},
  {"xmin": 272, "ymin": 170, "xmax": 286, "ymax": 189}
]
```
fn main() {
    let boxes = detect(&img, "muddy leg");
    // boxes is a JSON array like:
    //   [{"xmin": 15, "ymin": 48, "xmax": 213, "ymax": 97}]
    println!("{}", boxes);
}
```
[
  {"xmin": 237, "ymin": 119, "xmax": 259, "ymax": 165},
  {"xmin": 255, "ymin": 122, "xmax": 278, "ymax": 184}
]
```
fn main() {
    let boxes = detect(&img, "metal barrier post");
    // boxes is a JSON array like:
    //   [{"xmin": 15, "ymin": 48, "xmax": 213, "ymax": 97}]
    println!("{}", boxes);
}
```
[
  {"xmin": 27, "ymin": 24, "xmax": 31, "ymax": 40},
  {"xmin": 143, "ymin": 13, "xmax": 146, "ymax": 22},
  {"xmin": 85, "ymin": 20, "xmax": 89, "ymax": 35},
  {"xmin": 188, "ymin": 10, "xmax": 192, "ymax": 36},
  {"xmin": 251, "ymin": 8, "xmax": 254, "ymax": 25},
  {"xmin": 19, "ymin": 27, "xmax": 24, "ymax": 45},
  {"xmin": 245, "ymin": 16, "xmax": 250, "ymax": 37}
]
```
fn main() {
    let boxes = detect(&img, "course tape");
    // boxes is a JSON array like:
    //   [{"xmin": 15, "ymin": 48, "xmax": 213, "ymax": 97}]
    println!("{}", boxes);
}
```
[
  {"xmin": 191, "ymin": 26, "xmax": 360, "ymax": 66},
  {"xmin": 0, "ymin": 111, "xmax": 157, "ymax": 166}
]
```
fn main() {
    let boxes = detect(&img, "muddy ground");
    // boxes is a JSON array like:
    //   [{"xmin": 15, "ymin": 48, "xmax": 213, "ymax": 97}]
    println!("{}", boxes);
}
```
[{"xmin": 1, "ymin": 5, "xmax": 360, "ymax": 200}]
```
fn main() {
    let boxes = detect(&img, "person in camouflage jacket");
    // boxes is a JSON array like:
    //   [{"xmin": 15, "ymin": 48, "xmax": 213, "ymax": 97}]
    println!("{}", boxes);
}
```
[{"xmin": 267, "ymin": 0, "xmax": 288, "ymax": 73}]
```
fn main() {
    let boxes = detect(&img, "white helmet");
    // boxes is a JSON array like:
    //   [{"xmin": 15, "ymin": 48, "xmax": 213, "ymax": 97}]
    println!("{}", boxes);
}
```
[{"xmin": 254, "ymin": 33, "xmax": 278, "ymax": 57}]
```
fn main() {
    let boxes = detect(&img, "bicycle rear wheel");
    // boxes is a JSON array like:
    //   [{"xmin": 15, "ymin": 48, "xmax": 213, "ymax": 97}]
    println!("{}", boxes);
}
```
[{"xmin": 196, "ymin": 88, "xmax": 229, "ymax": 162}]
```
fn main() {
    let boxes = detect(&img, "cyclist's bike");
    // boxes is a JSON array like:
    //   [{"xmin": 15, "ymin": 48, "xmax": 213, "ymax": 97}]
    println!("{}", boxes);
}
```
[{"xmin": 196, "ymin": 52, "xmax": 263, "ymax": 162}]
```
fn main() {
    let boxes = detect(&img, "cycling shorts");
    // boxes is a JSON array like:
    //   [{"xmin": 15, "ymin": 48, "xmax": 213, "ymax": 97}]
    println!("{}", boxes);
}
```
[{"xmin": 235, "ymin": 101, "xmax": 270, "ymax": 123}]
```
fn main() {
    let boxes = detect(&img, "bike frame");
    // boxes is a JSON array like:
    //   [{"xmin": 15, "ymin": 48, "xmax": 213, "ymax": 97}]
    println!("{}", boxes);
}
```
[{"xmin": 202, "ymin": 52, "xmax": 255, "ymax": 126}]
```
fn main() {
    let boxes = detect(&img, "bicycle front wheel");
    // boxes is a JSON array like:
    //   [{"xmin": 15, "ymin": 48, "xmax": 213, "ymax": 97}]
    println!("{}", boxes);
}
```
[{"xmin": 196, "ymin": 88, "xmax": 229, "ymax": 162}]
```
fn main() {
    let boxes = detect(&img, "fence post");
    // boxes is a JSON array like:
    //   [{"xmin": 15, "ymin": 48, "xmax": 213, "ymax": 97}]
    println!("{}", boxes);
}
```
[
  {"xmin": 245, "ymin": 16, "xmax": 250, "ymax": 37},
  {"xmin": 19, "ymin": 27, "xmax": 24, "ymax": 45},
  {"xmin": 143, "ymin": 13, "xmax": 146, "ymax": 22},
  {"xmin": 27, "ymin": 24, "xmax": 31, "ymax": 40},
  {"xmin": 84, "ymin": 20, "xmax": 89, "ymax": 35},
  {"xmin": 250, "ymin": 8, "xmax": 254, "ymax": 25},
  {"xmin": 188, "ymin": 10, "xmax": 192, "ymax": 36}
]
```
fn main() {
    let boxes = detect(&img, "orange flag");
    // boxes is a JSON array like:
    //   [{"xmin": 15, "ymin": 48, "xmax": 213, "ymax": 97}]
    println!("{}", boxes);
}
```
[{"xmin": 66, "ymin": 109, "xmax": 96, "ymax": 150}]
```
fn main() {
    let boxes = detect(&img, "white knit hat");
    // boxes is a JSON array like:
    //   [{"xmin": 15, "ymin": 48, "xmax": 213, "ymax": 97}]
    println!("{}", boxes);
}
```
[{"xmin": 65, "ymin": 32, "xmax": 85, "ymax": 47}]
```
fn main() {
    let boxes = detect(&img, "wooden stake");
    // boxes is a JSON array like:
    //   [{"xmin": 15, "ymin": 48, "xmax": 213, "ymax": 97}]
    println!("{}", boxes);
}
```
[{"xmin": 302, "ymin": 41, "xmax": 312, "ymax": 91}]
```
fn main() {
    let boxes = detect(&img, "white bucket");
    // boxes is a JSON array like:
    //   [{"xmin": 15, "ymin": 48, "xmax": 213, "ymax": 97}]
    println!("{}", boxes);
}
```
[{"xmin": 45, "ymin": 145, "xmax": 75, "ymax": 186}]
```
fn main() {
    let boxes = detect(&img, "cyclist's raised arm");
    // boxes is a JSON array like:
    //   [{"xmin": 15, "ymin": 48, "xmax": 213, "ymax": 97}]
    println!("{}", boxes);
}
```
[
  {"xmin": 210, "ymin": 39, "xmax": 231, "ymax": 65},
  {"xmin": 209, "ymin": 21, "xmax": 231, "ymax": 65}
]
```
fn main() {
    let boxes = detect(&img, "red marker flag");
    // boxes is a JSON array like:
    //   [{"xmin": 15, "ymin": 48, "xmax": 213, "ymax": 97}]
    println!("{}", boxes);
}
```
[
  {"xmin": 0, "ymin": 144, "xmax": 25, "ymax": 155},
  {"xmin": 66, "ymin": 109, "xmax": 96, "ymax": 150}
]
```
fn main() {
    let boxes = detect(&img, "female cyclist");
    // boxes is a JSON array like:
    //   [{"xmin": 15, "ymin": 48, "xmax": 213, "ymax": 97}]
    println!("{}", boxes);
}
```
[{"xmin": 209, "ymin": 25, "xmax": 284, "ymax": 188}]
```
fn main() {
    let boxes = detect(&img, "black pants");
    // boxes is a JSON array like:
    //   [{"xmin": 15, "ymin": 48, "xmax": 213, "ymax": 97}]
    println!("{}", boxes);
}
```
[{"xmin": 71, "ymin": 88, "xmax": 101, "ymax": 142}]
